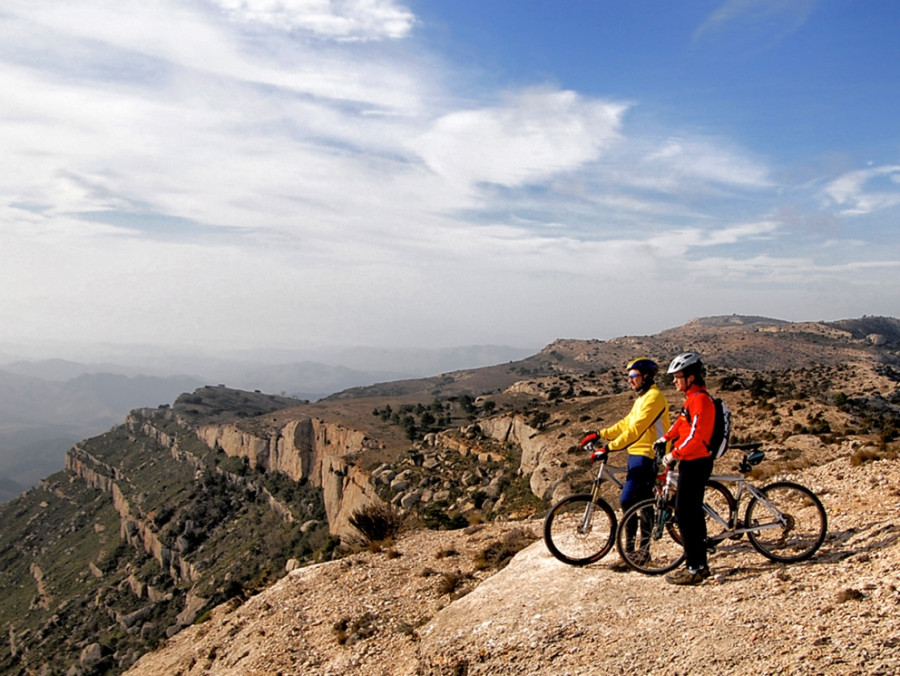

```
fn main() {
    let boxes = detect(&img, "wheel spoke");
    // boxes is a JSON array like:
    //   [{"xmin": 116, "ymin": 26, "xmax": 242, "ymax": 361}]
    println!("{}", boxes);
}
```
[
  {"xmin": 746, "ymin": 482, "xmax": 827, "ymax": 563},
  {"xmin": 544, "ymin": 495, "xmax": 616, "ymax": 566},
  {"xmin": 616, "ymin": 498, "xmax": 684, "ymax": 574}
]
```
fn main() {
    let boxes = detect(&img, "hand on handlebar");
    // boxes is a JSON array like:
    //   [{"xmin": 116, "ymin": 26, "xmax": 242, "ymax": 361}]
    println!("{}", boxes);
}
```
[
  {"xmin": 580, "ymin": 432, "xmax": 600, "ymax": 450},
  {"xmin": 590, "ymin": 446, "xmax": 610, "ymax": 463},
  {"xmin": 580, "ymin": 432, "xmax": 609, "ymax": 462}
]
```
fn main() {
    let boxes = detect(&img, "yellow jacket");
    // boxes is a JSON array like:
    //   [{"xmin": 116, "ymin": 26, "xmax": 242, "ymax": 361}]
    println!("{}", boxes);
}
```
[{"xmin": 600, "ymin": 385, "xmax": 670, "ymax": 459}]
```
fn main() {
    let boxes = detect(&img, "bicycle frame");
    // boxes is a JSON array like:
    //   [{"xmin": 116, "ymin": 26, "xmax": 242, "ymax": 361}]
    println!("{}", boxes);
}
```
[
  {"xmin": 588, "ymin": 458, "xmax": 626, "ymax": 500},
  {"xmin": 706, "ymin": 473, "xmax": 791, "ymax": 539},
  {"xmin": 615, "ymin": 445, "xmax": 827, "ymax": 573},
  {"xmin": 577, "ymin": 459, "xmax": 626, "ymax": 532}
]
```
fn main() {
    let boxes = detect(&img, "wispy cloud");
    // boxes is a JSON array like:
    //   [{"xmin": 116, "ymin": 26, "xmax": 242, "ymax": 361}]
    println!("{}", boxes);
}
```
[
  {"xmin": 694, "ymin": 0, "xmax": 817, "ymax": 40},
  {"xmin": 0, "ymin": 0, "xmax": 896, "ymax": 352},
  {"xmin": 212, "ymin": 0, "xmax": 416, "ymax": 41},
  {"xmin": 822, "ymin": 165, "xmax": 900, "ymax": 216}
]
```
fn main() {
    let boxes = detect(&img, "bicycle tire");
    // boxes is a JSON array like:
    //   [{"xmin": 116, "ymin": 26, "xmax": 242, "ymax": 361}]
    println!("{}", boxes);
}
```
[
  {"xmin": 704, "ymin": 480, "xmax": 738, "ymax": 543},
  {"xmin": 745, "ymin": 481, "xmax": 827, "ymax": 563},
  {"xmin": 616, "ymin": 497, "xmax": 684, "ymax": 574},
  {"xmin": 666, "ymin": 480, "xmax": 736, "ymax": 547},
  {"xmin": 544, "ymin": 494, "xmax": 617, "ymax": 566}
]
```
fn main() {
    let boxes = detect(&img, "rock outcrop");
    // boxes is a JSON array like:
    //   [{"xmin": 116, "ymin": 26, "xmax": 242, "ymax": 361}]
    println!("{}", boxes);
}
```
[
  {"xmin": 67, "ymin": 445, "xmax": 199, "ymax": 583},
  {"xmin": 125, "ymin": 455, "xmax": 900, "ymax": 676},
  {"xmin": 195, "ymin": 417, "xmax": 382, "ymax": 537}
]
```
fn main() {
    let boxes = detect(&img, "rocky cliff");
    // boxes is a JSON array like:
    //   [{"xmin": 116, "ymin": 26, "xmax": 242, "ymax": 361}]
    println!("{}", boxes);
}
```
[
  {"xmin": 194, "ymin": 417, "xmax": 382, "ymax": 537},
  {"xmin": 3, "ymin": 316, "xmax": 900, "ymax": 676},
  {"xmin": 125, "ymin": 454, "xmax": 900, "ymax": 675},
  {"xmin": 67, "ymin": 443, "xmax": 199, "ymax": 584}
]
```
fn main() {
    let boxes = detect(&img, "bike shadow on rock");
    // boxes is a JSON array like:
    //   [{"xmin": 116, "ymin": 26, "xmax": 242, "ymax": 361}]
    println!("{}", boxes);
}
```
[
  {"xmin": 705, "ymin": 525, "xmax": 897, "ymax": 583},
  {"xmin": 815, "ymin": 521, "xmax": 900, "ymax": 563}
]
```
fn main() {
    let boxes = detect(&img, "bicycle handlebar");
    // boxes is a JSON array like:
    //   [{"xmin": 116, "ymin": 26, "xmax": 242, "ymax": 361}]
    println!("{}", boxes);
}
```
[{"xmin": 731, "ymin": 442, "xmax": 762, "ymax": 452}]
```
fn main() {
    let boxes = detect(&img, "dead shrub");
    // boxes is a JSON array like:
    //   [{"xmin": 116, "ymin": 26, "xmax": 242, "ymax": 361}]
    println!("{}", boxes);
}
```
[
  {"xmin": 348, "ymin": 501, "xmax": 403, "ymax": 545},
  {"xmin": 474, "ymin": 527, "xmax": 538, "ymax": 571}
]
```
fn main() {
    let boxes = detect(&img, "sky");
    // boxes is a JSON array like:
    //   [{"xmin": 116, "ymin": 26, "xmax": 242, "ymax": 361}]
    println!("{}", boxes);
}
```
[{"xmin": 2, "ymin": 0, "xmax": 899, "ymax": 359}]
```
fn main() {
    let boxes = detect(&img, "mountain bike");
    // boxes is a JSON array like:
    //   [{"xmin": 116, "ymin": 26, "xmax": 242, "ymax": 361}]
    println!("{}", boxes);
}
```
[
  {"xmin": 543, "ymin": 453, "xmax": 625, "ymax": 565},
  {"xmin": 543, "ymin": 445, "xmax": 735, "ymax": 566},
  {"xmin": 616, "ymin": 443, "xmax": 828, "ymax": 574}
]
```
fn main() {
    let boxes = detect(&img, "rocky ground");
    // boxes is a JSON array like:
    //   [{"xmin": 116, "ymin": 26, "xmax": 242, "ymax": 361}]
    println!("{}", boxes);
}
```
[{"xmin": 126, "ymin": 454, "xmax": 900, "ymax": 676}]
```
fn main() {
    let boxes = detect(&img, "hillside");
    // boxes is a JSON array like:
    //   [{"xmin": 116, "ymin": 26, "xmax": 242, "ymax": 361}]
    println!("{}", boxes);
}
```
[
  {"xmin": 2, "ymin": 315, "xmax": 899, "ymax": 675},
  {"xmin": 125, "ymin": 455, "xmax": 900, "ymax": 675}
]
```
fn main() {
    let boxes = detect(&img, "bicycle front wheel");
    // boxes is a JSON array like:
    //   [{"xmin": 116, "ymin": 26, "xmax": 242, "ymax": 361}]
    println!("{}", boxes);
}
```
[
  {"xmin": 745, "ymin": 481, "xmax": 827, "ymax": 563},
  {"xmin": 543, "ymin": 494, "xmax": 617, "ymax": 566},
  {"xmin": 616, "ymin": 498, "xmax": 685, "ymax": 574}
]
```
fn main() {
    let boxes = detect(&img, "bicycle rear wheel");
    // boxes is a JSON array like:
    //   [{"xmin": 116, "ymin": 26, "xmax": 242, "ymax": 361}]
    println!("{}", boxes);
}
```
[
  {"xmin": 704, "ymin": 480, "xmax": 737, "ymax": 543},
  {"xmin": 668, "ymin": 481, "xmax": 736, "ymax": 546},
  {"xmin": 745, "ymin": 481, "xmax": 827, "ymax": 563},
  {"xmin": 544, "ymin": 494, "xmax": 617, "ymax": 566},
  {"xmin": 616, "ymin": 497, "xmax": 684, "ymax": 574}
]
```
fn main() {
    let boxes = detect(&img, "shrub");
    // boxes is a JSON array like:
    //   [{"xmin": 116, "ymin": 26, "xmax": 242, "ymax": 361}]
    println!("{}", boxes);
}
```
[
  {"xmin": 436, "ymin": 571, "xmax": 471, "ymax": 597},
  {"xmin": 474, "ymin": 528, "xmax": 539, "ymax": 571},
  {"xmin": 348, "ymin": 502, "xmax": 403, "ymax": 544},
  {"xmin": 421, "ymin": 504, "xmax": 469, "ymax": 531}
]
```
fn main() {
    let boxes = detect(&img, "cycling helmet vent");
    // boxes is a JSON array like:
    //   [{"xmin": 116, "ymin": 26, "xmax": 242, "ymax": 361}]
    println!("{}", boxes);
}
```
[{"xmin": 667, "ymin": 352, "xmax": 702, "ymax": 374}]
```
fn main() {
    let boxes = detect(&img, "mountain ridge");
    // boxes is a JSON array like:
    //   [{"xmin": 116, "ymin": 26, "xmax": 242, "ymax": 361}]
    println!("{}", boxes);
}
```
[{"xmin": 2, "ymin": 315, "xmax": 899, "ymax": 675}]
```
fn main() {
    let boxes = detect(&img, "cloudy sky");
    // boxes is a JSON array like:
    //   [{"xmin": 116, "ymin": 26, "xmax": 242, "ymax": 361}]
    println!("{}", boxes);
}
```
[{"xmin": 2, "ymin": 0, "xmax": 899, "ymax": 358}]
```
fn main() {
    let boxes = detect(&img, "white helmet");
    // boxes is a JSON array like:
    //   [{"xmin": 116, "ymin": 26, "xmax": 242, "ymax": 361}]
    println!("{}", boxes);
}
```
[{"xmin": 667, "ymin": 352, "xmax": 702, "ymax": 374}]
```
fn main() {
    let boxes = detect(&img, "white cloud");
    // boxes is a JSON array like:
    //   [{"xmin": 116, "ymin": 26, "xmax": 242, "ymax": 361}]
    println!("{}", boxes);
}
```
[
  {"xmin": 822, "ymin": 165, "xmax": 900, "ymax": 215},
  {"xmin": 694, "ymin": 0, "xmax": 816, "ymax": 42},
  {"xmin": 410, "ymin": 89, "xmax": 627, "ymax": 189},
  {"xmin": 212, "ymin": 0, "xmax": 415, "ymax": 40},
  {"xmin": 641, "ymin": 137, "xmax": 772, "ymax": 190},
  {"xmin": 2, "ymin": 1, "xmax": 423, "ymax": 109},
  {"xmin": 685, "ymin": 253, "xmax": 900, "ymax": 285},
  {"xmin": 641, "ymin": 221, "xmax": 780, "ymax": 258}
]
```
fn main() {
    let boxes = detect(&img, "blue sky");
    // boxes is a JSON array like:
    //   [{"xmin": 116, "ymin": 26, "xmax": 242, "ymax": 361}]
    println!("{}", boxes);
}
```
[{"xmin": 1, "ymin": 0, "xmax": 899, "ymax": 358}]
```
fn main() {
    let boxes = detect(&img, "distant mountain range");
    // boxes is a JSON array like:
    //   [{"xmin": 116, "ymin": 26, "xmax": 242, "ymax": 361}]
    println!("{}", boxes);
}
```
[{"xmin": 0, "ymin": 344, "xmax": 533, "ymax": 500}]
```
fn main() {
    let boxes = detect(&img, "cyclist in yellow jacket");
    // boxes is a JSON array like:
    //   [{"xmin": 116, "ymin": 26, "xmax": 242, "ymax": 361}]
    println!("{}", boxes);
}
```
[{"xmin": 581, "ymin": 358, "xmax": 670, "ymax": 560}]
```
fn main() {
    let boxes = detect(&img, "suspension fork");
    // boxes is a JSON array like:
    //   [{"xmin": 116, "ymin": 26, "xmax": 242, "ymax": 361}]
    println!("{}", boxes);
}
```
[
  {"xmin": 578, "ymin": 462, "xmax": 606, "ymax": 533},
  {"xmin": 652, "ymin": 469, "xmax": 678, "ymax": 538}
]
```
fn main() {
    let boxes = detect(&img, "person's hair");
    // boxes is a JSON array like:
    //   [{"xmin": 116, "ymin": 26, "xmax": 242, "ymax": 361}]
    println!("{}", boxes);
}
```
[{"xmin": 683, "ymin": 361, "xmax": 706, "ymax": 387}]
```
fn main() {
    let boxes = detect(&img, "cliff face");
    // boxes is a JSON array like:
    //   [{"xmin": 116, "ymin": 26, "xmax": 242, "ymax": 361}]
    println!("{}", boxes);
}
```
[
  {"xmin": 195, "ymin": 417, "xmax": 367, "ymax": 484},
  {"xmin": 195, "ymin": 417, "xmax": 382, "ymax": 537},
  {"xmin": 66, "ymin": 444, "xmax": 199, "ymax": 584},
  {"xmin": 192, "ymin": 411, "xmax": 557, "ymax": 538},
  {"xmin": 65, "ymin": 401, "xmax": 390, "ymax": 557},
  {"xmin": 475, "ymin": 415, "xmax": 565, "ymax": 502}
]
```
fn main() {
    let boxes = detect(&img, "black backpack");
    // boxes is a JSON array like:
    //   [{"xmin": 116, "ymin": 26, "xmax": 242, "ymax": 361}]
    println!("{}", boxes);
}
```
[{"xmin": 706, "ymin": 394, "xmax": 732, "ymax": 459}]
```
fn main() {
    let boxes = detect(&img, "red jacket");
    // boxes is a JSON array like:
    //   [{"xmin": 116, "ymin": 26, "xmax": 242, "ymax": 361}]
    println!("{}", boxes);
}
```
[{"xmin": 664, "ymin": 384, "xmax": 716, "ymax": 461}]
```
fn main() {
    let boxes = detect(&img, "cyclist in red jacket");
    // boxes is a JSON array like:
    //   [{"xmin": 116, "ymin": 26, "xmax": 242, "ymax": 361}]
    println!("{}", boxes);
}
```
[{"xmin": 660, "ymin": 352, "xmax": 716, "ymax": 585}]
